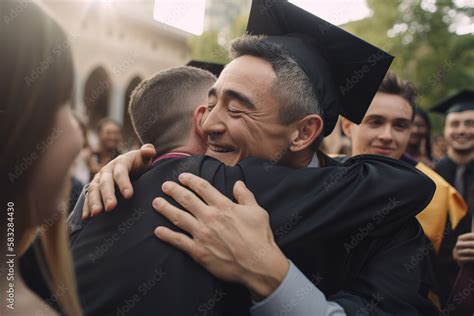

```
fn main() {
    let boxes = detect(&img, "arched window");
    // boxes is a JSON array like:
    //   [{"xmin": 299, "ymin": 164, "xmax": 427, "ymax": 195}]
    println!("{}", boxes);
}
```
[
  {"xmin": 123, "ymin": 76, "xmax": 143, "ymax": 149},
  {"xmin": 83, "ymin": 66, "xmax": 112, "ymax": 128}
]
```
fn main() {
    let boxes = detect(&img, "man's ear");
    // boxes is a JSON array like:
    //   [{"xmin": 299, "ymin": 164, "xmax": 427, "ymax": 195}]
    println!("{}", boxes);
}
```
[
  {"xmin": 193, "ymin": 105, "xmax": 207, "ymax": 137},
  {"xmin": 341, "ymin": 117, "xmax": 352, "ymax": 139},
  {"xmin": 193, "ymin": 105, "xmax": 207, "ymax": 139},
  {"xmin": 289, "ymin": 114, "xmax": 324, "ymax": 152}
]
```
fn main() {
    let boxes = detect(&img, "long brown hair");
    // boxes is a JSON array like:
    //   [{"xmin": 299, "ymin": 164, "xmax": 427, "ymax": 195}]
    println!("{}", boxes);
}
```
[{"xmin": 0, "ymin": 1, "xmax": 81, "ymax": 314}]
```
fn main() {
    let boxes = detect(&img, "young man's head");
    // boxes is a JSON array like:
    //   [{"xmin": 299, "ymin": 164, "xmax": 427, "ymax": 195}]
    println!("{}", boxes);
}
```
[
  {"xmin": 129, "ymin": 66, "xmax": 216, "ymax": 156},
  {"xmin": 342, "ymin": 72, "xmax": 417, "ymax": 159},
  {"xmin": 431, "ymin": 90, "xmax": 474, "ymax": 160},
  {"xmin": 443, "ymin": 110, "xmax": 474, "ymax": 156},
  {"xmin": 202, "ymin": 35, "xmax": 324, "ymax": 167}
]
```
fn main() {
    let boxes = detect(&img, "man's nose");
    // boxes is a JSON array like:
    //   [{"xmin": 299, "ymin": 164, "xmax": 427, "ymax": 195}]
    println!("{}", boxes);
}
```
[
  {"xmin": 202, "ymin": 106, "xmax": 226, "ymax": 136},
  {"xmin": 378, "ymin": 125, "xmax": 394, "ymax": 142},
  {"xmin": 457, "ymin": 122, "xmax": 469, "ymax": 135}
]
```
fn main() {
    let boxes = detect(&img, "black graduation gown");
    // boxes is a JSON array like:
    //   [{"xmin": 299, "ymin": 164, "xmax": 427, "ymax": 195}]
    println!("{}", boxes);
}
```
[
  {"xmin": 434, "ymin": 156, "xmax": 474, "ymax": 304},
  {"xmin": 435, "ymin": 156, "xmax": 474, "ymax": 211},
  {"xmin": 68, "ymin": 153, "xmax": 438, "ymax": 315}
]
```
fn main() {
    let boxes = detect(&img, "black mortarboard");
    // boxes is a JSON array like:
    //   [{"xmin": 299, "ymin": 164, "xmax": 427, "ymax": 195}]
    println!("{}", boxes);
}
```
[
  {"xmin": 246, "ymin": 0, "xmax": 394, "ymax": 135},
  {"xmin": 430, "ymin": 90, "xmax": 474, "ymax": 115},
  {"xmin": 186, "ymin": 60, "xmax": 224, "ymax": 77}
]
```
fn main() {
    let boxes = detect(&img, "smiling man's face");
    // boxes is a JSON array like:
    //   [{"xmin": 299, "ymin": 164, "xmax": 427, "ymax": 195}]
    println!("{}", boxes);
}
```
[
  {"xmin": 201, "ymin": 55, "xmax": 298, "ymax": 166},
  {"xmin": 342, "ymin": 92, "xmax": 413, "ymax": 160},
  {"xmin": 444, "ymin": 110, "xmax": 474, "ymax": 154}
]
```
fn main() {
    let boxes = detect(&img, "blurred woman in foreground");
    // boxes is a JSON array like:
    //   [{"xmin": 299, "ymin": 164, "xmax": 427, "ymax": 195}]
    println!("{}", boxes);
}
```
[{"xmin": 1, "ymin": 1, "xmax": 83, "ymax": 314}]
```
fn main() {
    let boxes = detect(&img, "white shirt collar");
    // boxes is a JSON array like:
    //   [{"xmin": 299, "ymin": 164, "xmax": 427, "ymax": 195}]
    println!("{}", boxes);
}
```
[{"xmin": 307, "ymin": 152, "xmax": 319, "ymax": 168}]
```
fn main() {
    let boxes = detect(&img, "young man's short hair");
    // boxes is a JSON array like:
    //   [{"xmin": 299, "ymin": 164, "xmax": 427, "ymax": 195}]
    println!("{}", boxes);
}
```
[
  {"xmin": 378, "ymin": 72, "xmax": 418, "ymax": 120},
  {"xmin": 128, "ymin": 66, "xmax": 216, "ymax": 155}
]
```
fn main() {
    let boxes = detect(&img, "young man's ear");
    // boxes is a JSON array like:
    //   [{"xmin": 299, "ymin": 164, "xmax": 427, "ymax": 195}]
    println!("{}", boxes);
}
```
[
  {"xmin": 341, "ymin": 118, "xmax": 353, "ymax": 139},
  {"xmin": 289, "ymin": 114, "xmax": 324, "ymax": 152},
  {"xmin": 193, "ymin": 105, "xmax": 207, "ymax": 139}
]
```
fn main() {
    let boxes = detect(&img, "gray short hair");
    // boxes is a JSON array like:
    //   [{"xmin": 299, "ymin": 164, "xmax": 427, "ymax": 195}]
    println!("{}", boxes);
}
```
[
  {"xmin": 128, "ymin": 66, "xmax": 216, "ymax": 155},
  {"xmin": 230, "ymin": 35, "xmax": 323, "ymax": 148}
]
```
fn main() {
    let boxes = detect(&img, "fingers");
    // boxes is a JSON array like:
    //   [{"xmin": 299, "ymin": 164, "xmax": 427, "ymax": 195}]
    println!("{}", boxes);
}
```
[
  {"xmin": 113, "ymin": 162, "xmax": 133, "ymax": 199},
  {"xmin": 458, "ymin": 233, "xmax": 474, "ymax": 241},
  {"xmin": 162, "ymin": 181, "xmax": 208, "ymax": 217},
  {"xmin": 177, "ymin": 173, "xmax": 229, "ymax": 206},
  {"xmin": 139, "ymin": 143, "xmax": 156, "ymax": 159},
  {"xmin": 82, "ymin": 181, "xmax": 97, "ymax": 219},
  {"xmin": 455, "ymin": 255, "xmax": 474, "ymax": 265},
  {"xmin": 98, "ymin": 170, "xmax": 117, "ymax": 212},
  {"xmin": 153, "ymin": 197, "xmax": 199, "ymax": 234},
  {"xmin": 457, "ymin": 248, "xmax": 474, "ymax": 256},
  {"xmin": 82, "ymin": 189, "xmax": 91, "ymax": 220},
  {"xmin": 454, "ymin": 240, "xmax": 474, "ymax": 265},
  {"xmin": 154, "ymin": 226, "xmax": 197, "ymax": 257},
  {"xmin": 87, "ymin": 180, "xmax": 105, "ymax": 217},
  {"xmin": 233, "ymin": 181, "xmax": 257, "ymax": 206},
  {"xmin": 455, "ymin": 240, "xmax": 474, "ymax": 250}
]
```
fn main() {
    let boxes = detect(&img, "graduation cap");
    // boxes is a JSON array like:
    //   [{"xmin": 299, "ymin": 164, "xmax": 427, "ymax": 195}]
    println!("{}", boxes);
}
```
[
  {"xmin": 246, "ymin": 0, "xmax": 394, "ymax": 135},
  {"xmin": 430, "ymin": 90, "xmax": 474, "ymax": 115},
  {"xmin": 186, "ymin": 60, "xmax": 224, "ymax": 77}
]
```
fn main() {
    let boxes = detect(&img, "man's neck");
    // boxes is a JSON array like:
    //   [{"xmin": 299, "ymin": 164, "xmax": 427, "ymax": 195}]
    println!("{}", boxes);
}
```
[
  {"xmin": 447, "ymin": 147, "xmax": 474, "ymax": 165},
  {"xmin": 279, "ymin": 149, "xmax": 314, "ymax": 169},
  {"xmin": 169, "ymin": 144, "xmax": 201, "ymax": 156}
]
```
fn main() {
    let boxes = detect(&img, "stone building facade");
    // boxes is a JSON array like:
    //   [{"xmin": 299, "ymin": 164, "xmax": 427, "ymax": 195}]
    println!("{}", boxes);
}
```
[{"xmin": 41, "ymin": 0, "xmax": 190, "ymax": 146}]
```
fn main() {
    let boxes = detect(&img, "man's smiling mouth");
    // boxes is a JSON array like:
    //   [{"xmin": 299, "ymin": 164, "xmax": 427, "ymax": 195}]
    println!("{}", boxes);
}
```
[{"xmin": 208, "ymin": 143, "xmax": 236, "ymax": 153}]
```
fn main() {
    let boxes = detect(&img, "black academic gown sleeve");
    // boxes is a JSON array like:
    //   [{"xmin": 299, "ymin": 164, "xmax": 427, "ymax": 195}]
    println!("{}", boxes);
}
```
[
  {"xmin": 68, "ymin": 154, "xmax": 436, "ymax": 316},
  {"xmin": 329, "ymin": 219, "xmax": 439, "ymax": 316},
  {"xmin": 434, "ymin": 157, "xmax": 474, "ymax": 305},
  {"xmin": 236, "ymin": 154, "xmax": 435, "ymax": 245}
]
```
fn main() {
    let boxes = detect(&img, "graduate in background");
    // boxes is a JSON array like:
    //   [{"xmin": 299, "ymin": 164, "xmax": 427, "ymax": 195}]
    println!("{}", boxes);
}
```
[
  {"xmin": 404, "ymin": 107, "xmax": 434, "ymax": 168},
  {"xmin": 341, "ymin": 72, "xmax": 467, "ymax": 308},
  {"xmin": 433, "ymin": 90, "xmax": 474, "ymax": 211},
  {"xmin": 431, "ymin": 90, "xmax": 474, "ymax": 306}
]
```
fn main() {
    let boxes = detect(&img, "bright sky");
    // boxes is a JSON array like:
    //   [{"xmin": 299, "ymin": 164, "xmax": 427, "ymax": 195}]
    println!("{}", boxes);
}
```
[
  {"xmin": 152, "ymin": 0, "xmax": 472, "ymax": 36},
  {"xmin": 153, "ymin": 0, "xmax": 206, "ymax": 35},
  {"xmin": 153, "ymin": 0, "xmax": 371, "ymax": 35},
  {"xmin": 290, "ymin": 0, "xmax": 371, "ymax": 25}
]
